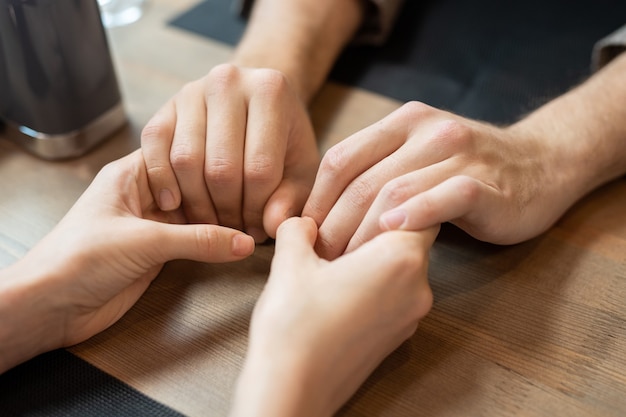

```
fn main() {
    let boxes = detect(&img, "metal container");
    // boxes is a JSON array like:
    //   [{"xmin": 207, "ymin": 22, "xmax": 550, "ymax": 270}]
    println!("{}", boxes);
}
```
[{"xmin": 0, "ymin": 0, "xmax": 126, "ymax": 159}]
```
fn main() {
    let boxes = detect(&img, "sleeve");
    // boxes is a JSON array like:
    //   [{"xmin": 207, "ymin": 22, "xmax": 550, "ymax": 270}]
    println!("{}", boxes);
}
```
[
  {"xmin": 234, "ymin": 0, "xmax": 253, "ymax": 17},
  {"xmin": 592, "ymin": 24, "xmax": 626, "ymax": 71},
  {"xmin": 232, "ymin": 0, "xmax": 404, "ymax": 46},
  {"xmin": 354, "ymin": 0, "xmax": 406, "ymax": 45}
]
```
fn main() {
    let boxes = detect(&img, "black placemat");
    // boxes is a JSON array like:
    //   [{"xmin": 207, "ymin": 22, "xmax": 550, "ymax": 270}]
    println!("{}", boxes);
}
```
[
  {"xmin": 0, "ymin": 349, "xmax": 184, "ymax": 417},
  {"xmin": 170, "ymin": 0, "xmax": 626, "ymax": 124}
]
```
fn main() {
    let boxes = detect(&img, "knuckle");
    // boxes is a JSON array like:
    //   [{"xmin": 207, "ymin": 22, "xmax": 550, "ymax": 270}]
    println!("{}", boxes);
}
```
[
  {"xmin": 208, "ymin": 63, "xmax": 240, "ymax": 87},
  {"xmin": 427, "ymin": 119, "xmax": 474, "ymax": 150},
  {"xmin": 379, "ymin": 177, "xmax": 413, "ymax": 207},
  {"xmin": 396, "ymin": 101, "xmax": 432, "ymax": 120},
  {"xmin": 394, "ymin": 248, "xmax": 423, "ymax": 275},
  {"xmin": 319, "ymin": 144, "xmax": 350, "ymax": 176},
  {"xmin": 453, "ymin": 175, "xmax": 481, "ymax": 204},
  {"xmin": 345, "ymin": 178, "xmax": 377, "ymax": 211},
  {"xmin": 252, "ymin": 68, "xmax": 289, "ymax": 98},
  {"xmin": 178, "ymin": 80, "xmax": 201, "ymax": 97},
  {"xmin": 197, "ymin": 227, "xmax": 222, "ymax": 257},
  {"xmin": 205, "ymin": 158, "xmax": 239, "ymax": 186},
  {"xmin": 141, "ymin": 121, "xmax": 169, "ymax": 144},
  {"xmin": 145, "ymin": 164, "xmax": 171, "ymax": 181},
  {"xmin": 244, "ymin": 156, "xmax": 277, "ymax": 184},
  {"xmin": 170, "ymin": 147, "xmax": 202, "ymax": 173}
]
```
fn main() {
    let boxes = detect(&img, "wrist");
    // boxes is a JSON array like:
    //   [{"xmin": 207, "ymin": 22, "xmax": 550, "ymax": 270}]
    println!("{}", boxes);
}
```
[
  {"xmin": 230, "ymin": 0, "xmax": 364, "ymax": 103},
  {"xmin": 506, "ymin": 118, "xmax": 588, "ymax": 203},
  {"xmin": 512, "ymin": 53, "xmax": 626, "ymax": 198},
  {"xmin": 0, "ymin": 258, "xmax": 65, "ymax": 373},
  {"xmin": 230, "ymin": 341, "xmax": 333, "ymax": 417},
  {"xmin": 229, "ymin": 48, "xmax": 311, "ymax": 104}
]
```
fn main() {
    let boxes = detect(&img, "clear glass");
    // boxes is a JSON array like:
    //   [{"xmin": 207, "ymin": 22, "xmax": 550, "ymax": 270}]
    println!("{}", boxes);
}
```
[{"xmin": 97, "ymin": 0, "xmax": 146, "ymax": 28}]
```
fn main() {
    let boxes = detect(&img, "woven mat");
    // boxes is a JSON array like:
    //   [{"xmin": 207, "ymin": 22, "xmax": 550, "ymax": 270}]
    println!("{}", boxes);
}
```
[{"xmin": 0, "ymin": 349, "xmax": 183, "ymax": 417}]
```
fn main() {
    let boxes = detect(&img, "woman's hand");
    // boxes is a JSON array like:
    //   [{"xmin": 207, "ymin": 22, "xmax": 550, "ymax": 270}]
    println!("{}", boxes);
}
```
[
  {"xmin": 231, "ymin": 217, "xmax": 438, "ymax": 417},
  {"xmin": 0, "ymin": 150, "xmax": 254, "ymax": 372}
]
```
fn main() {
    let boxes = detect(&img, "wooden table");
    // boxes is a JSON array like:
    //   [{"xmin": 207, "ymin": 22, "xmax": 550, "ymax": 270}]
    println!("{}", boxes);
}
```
[{"xmin": 1, "ymin": 1, "xmax": 625, "ymax": 416}]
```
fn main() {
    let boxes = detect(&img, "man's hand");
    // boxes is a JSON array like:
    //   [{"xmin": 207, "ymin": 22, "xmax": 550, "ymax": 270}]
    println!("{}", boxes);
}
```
[
  {"xmin": 303, "ymin": 101, "xmax": 581, "ymax": 259},
  {"xmin": 141, "ymin": 64, "xmax": 320, "ymax": 243}
]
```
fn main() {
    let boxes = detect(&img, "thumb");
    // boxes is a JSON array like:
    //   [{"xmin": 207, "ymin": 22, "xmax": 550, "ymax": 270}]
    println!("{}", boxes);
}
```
[
  {"xmin": 144, "ymin": 221, "xmax": 255, "ymax": 264},
  {"xmin": 273, "ymin": 217, "xmax": 319, "ymax": 268},
  {"xmin": 263, "ymin": 179, "xmax": 313, "ymax": 239}
]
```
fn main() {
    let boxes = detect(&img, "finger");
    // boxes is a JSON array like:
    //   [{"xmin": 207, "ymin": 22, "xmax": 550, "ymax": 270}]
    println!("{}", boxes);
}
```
[
  {"xmin": 169, "ymin": 84, "xmax": 218, "ymax": 224},
  {"xmin": 262, "ymin": 176, "xmax": 315, "ymax": 239},
  {"xmin": 141, "ymin": 100, "xmax": 182, "ymax": 211},
  {"xmin": 344, "ymin": 173, "xmax": 417, "ymax": 254},
  {"xmin": 258, "ymin": 81, "xmax": 319, "ymax": 240},
  {"xmin": 203, "ymin": 65, "xmax": 247, "ymax": 230},
  {"xmin": 146, "ymin": 221, "xmax": 255, "ymax": 264},
  {"xmin": 302, "ymin": 112, "xmax": 411, "ymax": 227},
  {"xmin": 241, "ymin": 71, "xmax": 292, "ymax": 242},
  {"xmin": 313, "ymin": 151, "xmax": 408, "ymax": 260},
  {"xmin": 315, "ymin": 116, "xmax": 471, "ymax": 259},
  {"xmin": 262, "ymin": 116, "xmax": 319, "ymax": 239},
  {"xmin": 330, "ymin": 228, "xmax": 438, "ymax": 318},
  {"xmin": 379, "ymin": 175, "xmax": 500, "ymax": 238},
  {"xmin": 272, "ymin": 217, "xmax": 319, "ymax": 271},
  {"xmin": 344, "ymin": 161, "xmax": 455, "ymax": 254},
  {"xmin": 337, "ymin": 228, "xmax": 437, "ymax": 276}
]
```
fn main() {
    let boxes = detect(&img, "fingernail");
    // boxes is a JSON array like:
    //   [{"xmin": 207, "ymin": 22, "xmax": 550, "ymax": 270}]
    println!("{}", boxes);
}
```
[
  {"xmin": 159, "ymin": 189, "xmax": 177, "ymax": 211},
  {"xmin": 380, "ymin": 209, "xmax": 407, "ymax": 230},
  {"xmin": 247, "ymin": 227, "xmax": 268, "ymax": 244},
  {"xmin": 232, "ymin": 234, "xmax": 255, "ymax": 257}
]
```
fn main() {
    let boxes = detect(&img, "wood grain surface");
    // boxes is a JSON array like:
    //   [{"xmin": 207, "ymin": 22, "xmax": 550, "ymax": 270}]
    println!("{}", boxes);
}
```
[{"xmin": 1, "ymin": 1, "xmax": 624, "ymax": 416}]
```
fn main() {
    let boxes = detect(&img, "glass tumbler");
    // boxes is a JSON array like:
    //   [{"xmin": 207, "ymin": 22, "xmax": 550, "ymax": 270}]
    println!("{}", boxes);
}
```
[{"xmin": 97, "ymin": 0, "xmax": 146, "ymax": 28}]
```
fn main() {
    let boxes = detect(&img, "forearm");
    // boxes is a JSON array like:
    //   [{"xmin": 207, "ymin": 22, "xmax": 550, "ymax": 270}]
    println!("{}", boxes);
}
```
[
  {"xmin": 0, "ymin": 259, "xmax": 62, "ymax": 374},
  {"xmin": 230, "ymin": 345, "xmax": 334, "ymax": 417},
  {"xmin": 509, "ymin": 52, "xmax": 626, "ymax": 199},
  {"xmin": 231, "ymin": 0, "xmax": 364, "ymax": 103}
]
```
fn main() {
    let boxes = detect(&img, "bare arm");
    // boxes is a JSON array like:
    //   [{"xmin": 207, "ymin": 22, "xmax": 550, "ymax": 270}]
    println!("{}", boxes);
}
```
[
  {"xmin": 231, "ymin": 0, "xmax": 364, "ymax": 102},
  {"xmin": 508, "ymin": 51, "xmax": 626, "ymax": 200},
  {"xmin": 0, "ymin": 151, "xmax": 254, "ymax": 374},
  {"xmin": 0, "ymin": 264, "xmax": 62, "ymax": 373},
  {"xmin": 303, "ymin": 52, "xmax": 626, "ymax": 258},
  {"xmin": 141, "ymin": 0, "xmax": 365, "ymax": 241}
]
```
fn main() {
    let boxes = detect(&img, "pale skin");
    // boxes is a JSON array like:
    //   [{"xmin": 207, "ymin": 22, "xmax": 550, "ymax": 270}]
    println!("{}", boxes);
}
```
[
  {"xmin": 0, "ymin": 150, "xmax": 255, "ymax": 374},
  {"xmin": 304, "ymin": 51, "xmax": 626, "ymax": 259},
  {"xmin": 0, "ymin": 151, "xmax": 438, "ymax": 417},
  {"xmin": 141, "ymin": 0, "xmax": 363, "ymax": 243},
  {"xmin": 231, "ymin": 218, "xmax": 438, "ymax": 417},
  {"xmin": 142, "ymin": 0, "xmax": 626, "ymax": 260}
]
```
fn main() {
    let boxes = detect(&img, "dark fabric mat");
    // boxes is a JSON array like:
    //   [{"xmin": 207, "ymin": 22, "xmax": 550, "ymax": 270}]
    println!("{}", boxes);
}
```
[
  {"xmin": 0, "ymin": 349, "xmax": 184, "ymax": 417},
  {"xmin": 169, "ymin": 0, "xmax": 626, "ymax": 124}
]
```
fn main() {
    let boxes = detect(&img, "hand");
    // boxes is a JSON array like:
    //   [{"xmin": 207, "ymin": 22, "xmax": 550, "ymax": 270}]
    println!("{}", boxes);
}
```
[
  {"xmin": 231, "ymin": 217, "xmax": 438, "ymax": 417},
  {"xmin": 303, "ymin": 101, "xmax": 578, "ymax": 259},
  {"xmin": 141, "ymin": 64, "xmax": 320, "ymax": 243},
  {"xmin": 1, "ymin": 150, "xmax": 254, "ymax": 369}
]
